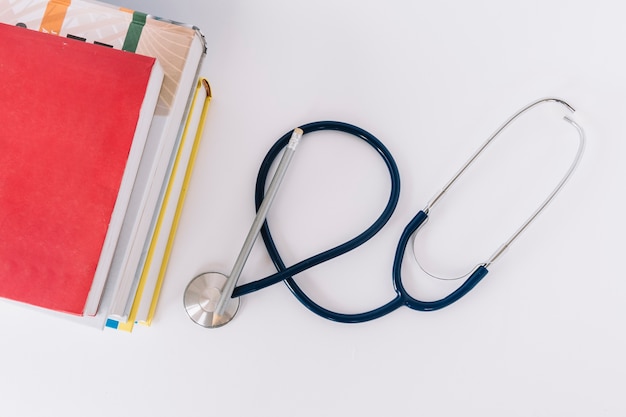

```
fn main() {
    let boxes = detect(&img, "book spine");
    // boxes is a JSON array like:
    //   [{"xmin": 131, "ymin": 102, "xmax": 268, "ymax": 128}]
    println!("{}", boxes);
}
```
[{"xmin": 112, "ymin": 78, "xmax": 212, "ymax": 332}]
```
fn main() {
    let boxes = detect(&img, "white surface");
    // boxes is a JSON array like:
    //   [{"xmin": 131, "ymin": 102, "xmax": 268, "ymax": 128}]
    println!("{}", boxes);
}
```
[{"xmin": 2, "ymin": 1, "xmax": 625, "ymax": 416}]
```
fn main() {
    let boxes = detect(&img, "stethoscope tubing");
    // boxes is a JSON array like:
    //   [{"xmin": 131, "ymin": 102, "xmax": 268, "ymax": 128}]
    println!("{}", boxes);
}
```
[
  {"xmin": 231, "ymin": 121, "xmax": 489, "ymax": 323},
  {"xmin": 392, "ymin": 210, "xmax": 490, "ymax": 312},
  {"xmin": 233, "ymin": 121, "xmax": 401, "ymax": 298}
]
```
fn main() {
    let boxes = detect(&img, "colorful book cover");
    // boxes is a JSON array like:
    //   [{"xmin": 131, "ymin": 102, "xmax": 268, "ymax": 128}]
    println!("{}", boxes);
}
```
[{"xmin": 0, "ymin": 0, "xmax": 202, "ymax": 116}]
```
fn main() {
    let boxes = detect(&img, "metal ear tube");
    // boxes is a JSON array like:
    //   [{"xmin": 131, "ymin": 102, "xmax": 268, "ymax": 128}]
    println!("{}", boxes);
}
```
[{"xmin": 413, "ymin": 98, "xmax": 585, "ymax": 280}]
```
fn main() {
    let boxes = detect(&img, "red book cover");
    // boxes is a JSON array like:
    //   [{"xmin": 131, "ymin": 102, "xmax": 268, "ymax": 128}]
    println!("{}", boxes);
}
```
[{"xmin": 0, "ymin": 22, "xmax": 161, "ymax": 315}]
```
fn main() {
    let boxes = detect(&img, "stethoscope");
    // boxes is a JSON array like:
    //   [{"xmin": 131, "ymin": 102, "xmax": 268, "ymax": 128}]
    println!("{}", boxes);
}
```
[{"xmin": 184, "ymin": 97, "xmax": 585, "ymax": 328}]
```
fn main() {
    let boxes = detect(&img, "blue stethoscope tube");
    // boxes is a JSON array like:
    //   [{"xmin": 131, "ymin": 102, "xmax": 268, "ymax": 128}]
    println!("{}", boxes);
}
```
[{"xmin": 230, "ymin": 121, "xmax": 490, "ymax": 323}]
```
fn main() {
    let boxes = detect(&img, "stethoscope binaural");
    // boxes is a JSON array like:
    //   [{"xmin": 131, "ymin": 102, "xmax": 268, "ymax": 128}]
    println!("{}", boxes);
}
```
[{"xmin": 183, "ymin": 97, "xmax": 585, "ymax": 328}]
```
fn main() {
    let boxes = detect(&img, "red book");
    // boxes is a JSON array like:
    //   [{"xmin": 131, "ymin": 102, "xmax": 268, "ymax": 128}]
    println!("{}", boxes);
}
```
[{"xmin": 0, "ymin": 22, "xmax": 163, "ymax": 315}]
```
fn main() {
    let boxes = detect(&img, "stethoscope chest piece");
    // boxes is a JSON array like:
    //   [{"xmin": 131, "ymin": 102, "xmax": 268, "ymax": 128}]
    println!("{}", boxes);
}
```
[{"xmin": 184, "ymin": 272, "xmax": 240, "ymax": 328}]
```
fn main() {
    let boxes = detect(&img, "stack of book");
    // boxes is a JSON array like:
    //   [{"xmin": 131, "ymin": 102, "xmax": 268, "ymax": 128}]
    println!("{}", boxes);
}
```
[{"xmin": 0, "ymin": 0, "xmax": 210, "ymax": 331}]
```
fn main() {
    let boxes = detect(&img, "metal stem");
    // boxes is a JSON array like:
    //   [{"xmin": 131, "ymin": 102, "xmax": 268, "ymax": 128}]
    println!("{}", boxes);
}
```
[{"xmin": 214, "ymin": 128, "xmax": 303, "ymax": 316}]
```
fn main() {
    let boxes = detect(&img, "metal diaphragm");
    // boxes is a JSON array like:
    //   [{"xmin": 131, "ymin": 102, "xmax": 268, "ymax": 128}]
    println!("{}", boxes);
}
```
[{"xmin": 183, "ymin": 272, "xmax": 240, "ymax": 328}]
